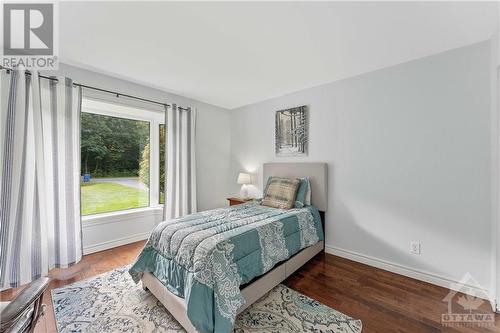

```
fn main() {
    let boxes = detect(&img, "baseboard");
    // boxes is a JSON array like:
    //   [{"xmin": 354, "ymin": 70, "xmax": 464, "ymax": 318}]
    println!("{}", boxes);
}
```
[
  {"xmin": 83, "ymin": 232, "xmax": 150, "ymax": 255},
  {"xmin": 325, "ymin": 245, "xmax": 491, "ymax": 300}
]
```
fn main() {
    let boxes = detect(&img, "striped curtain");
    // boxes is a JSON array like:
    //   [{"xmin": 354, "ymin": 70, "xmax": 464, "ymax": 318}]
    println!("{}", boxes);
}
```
[
  {"xmin": 0, "ymin": 70, "xmax": 82, "ymax": 288},
  {"xmin": 164, "ymin": 104, "xmax": 197, "ymax": 219}
]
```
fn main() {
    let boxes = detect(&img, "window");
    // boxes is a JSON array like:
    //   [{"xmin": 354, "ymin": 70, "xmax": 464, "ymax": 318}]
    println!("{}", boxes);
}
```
[
  {"xmin": 80, "ymin": 112, "xmax": 150, "ymax": 215},
  {"xmin": 159, "ymin": 124, "xmax": 166, "ymax": 204}
]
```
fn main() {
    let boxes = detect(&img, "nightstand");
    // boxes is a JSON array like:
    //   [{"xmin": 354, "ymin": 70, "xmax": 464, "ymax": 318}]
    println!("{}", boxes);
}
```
[{"xmin": 227, "ymin": 197, "xmax": 253, "ymax": 206}]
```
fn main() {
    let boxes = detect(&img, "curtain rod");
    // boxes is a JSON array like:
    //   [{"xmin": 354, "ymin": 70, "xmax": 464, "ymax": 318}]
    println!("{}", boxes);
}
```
[
  {"xmin": 0, "ymin": 66, "xmax": 190, "ymax": 111},
  {"xmin": 73, "ymin": 83, "xmax": 174, "ymax": 109}
]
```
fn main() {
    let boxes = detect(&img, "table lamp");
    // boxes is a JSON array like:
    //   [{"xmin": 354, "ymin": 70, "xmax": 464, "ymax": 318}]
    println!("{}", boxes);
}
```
[{"xmin": 237, "ymin": 172, "xmax": 252, "ymax": 199}]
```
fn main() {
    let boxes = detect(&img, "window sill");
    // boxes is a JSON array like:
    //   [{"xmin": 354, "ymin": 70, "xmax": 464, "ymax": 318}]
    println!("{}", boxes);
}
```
[{"xmin": 82, "ymin": 206, "xmax": 164, "ymax": 227}]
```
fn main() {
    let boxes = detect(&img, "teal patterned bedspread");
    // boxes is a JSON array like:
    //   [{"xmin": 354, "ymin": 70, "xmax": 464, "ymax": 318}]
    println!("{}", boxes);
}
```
[{"xmin": 129, "ymin": 201, "xmax": 324, "ymax": 333}]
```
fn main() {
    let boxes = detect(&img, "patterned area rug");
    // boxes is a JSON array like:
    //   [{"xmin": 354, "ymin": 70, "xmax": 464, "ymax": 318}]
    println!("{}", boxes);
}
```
[{"xmin": 52, "ymin": 267, "xmax": 362, "ymax": 333}]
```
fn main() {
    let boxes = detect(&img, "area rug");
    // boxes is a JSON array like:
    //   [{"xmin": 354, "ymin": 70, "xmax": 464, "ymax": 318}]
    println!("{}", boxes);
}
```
[{"xmin": 52, "ymin": 267, "xmax": 362, "ymax": 333}]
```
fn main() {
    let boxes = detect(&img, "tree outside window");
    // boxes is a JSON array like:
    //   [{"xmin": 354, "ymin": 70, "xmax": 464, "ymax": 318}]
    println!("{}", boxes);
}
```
[{"xmin": 80, "ymin": 112, "xmax": 150, "ymax": 215}]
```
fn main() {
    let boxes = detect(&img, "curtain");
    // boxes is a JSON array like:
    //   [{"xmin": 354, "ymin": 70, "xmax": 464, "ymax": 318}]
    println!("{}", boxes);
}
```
[
  {"xmin": 164, "ymin": 104, "xmax": 197, "ymax": 219},
  {"xmin": 0, "ymin": 70, "xmax": 82, "ymax": 288}
]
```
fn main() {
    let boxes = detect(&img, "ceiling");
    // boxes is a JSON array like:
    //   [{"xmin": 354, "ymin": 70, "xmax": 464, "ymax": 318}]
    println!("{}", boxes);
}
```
[{"xmin": 60, "ymin": 2, "xmax": 498, "ymax": 109}]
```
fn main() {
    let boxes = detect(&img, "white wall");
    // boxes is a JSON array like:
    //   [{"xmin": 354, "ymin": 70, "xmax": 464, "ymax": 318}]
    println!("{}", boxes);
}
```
[
  {"xmin": 491, "ymin": 2, "xmax": 500, "ymax": 312},
  {"xmin": 230, "ymin": 42, "xmax": 492, "ymax": 291},
  {"xmin": 53, "ymin": 63, "xmax": 232, "ymax": 212},
  {"xmin": 490, "ymin": 35, "xmax": 499, "ymax": 311},
  {"xmin": 49, "ymin": 63, "xmax": 232, "ymax": 253}
]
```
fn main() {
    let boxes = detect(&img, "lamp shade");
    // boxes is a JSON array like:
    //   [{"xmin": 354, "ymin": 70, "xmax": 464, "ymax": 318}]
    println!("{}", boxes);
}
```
[{"xmin": 237, "ymin": 172, "xmax": 252, "ymax": 185}]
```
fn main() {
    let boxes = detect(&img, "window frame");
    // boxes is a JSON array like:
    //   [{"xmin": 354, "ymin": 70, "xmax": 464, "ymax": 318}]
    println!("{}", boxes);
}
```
[{"xmin": 80, "ymin": 98, "xmax": 165, "ymax": 223}]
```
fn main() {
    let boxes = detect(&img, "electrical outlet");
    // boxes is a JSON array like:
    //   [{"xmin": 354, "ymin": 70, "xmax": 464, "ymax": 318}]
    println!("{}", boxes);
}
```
[{"xmin": 410, "ymin": 241, "xmax": 421, "ymax": 255}]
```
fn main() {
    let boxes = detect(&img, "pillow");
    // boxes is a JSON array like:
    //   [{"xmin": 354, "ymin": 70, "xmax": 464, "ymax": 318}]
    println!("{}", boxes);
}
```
[
  {"xmin": 294, "ymin": 177, "xmax": 310, "ymax": 208},
  {"xmin": 304, "ymin": 179, "xmax": 311, "ymax": 205},
  {"xmin": 264, "ymin": 176, "xmax": 311, "ymax": 208},
  {"xmin": 263, "ymin": 176, "xmax": 272, "ymax": 194},
  {"xmin": 261, "ymin": 177, "xmax": 300, "ymax": 209}
]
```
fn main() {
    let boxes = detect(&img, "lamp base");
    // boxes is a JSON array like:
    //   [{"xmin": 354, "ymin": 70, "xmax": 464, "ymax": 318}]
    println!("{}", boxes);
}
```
[{"xmin": 240, "ymin": 185, "xmax": 252, "ymax": 200}]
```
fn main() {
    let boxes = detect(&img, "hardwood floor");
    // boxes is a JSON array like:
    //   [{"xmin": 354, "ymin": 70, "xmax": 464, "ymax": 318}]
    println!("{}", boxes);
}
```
[
  {"xmin": 287, "ymin": 253, "xmax": 499, "ymax": 333},
  {"xmin": 0, "ymin": 241, "xmax": 145, "ymax": 333},
  {"xmin": 1, "ymin": 241, "xmax": 498, "ymax": 333}
]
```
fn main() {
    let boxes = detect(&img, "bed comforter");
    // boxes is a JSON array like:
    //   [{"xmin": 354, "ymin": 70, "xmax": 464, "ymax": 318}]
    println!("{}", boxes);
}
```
[{"xmin": 129, "ymin": 201, "xmax": 324, "ymax": 333}]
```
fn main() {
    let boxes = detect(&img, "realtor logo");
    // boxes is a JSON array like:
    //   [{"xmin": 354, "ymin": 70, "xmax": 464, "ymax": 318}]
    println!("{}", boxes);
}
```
[
  {"xmin": 2, "ymin": 2, "xmax": 58, "ymax": 69},
  {"xmin": 441, "ymin": 273, "xmax": 495, "ymax": 328}
]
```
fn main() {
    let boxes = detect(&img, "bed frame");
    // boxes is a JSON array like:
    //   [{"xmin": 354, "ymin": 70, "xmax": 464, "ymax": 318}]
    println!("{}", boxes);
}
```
[{"xmin": 141, "ymin": 162, "xmax": 328, "ymax": 333}]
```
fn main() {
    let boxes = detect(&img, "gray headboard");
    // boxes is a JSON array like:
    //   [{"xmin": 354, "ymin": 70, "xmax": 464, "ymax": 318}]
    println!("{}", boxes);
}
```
[{"xmin": 263, "ymin": 163, "xmax": 328, "ymax": 211}]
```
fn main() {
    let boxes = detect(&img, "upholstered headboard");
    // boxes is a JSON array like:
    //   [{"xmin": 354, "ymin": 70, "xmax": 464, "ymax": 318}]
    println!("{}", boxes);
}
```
[{"xmin": 263, "ymin": 163, "xmax": 328, "ymax": 211}]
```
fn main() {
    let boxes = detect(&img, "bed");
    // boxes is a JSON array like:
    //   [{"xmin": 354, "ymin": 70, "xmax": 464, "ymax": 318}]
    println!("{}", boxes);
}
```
[{"xmin": 129, "ymin": 162, "xmax": 328, "ymax": 333}]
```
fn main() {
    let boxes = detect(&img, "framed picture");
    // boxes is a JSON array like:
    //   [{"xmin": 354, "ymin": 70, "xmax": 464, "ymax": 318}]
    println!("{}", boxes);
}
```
[{"xmin": 275, "ymin": 105, "xmax": 308, "ymax": 156}]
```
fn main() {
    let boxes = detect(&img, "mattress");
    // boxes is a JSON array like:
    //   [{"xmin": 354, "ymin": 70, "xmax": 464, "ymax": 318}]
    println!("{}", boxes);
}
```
[{"xmin": 129, "ymin": 201, "xmax": 324, "ymax": 333}]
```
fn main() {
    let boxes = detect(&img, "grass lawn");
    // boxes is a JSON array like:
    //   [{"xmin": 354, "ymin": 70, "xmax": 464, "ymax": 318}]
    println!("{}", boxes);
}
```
[{"xmin": 81, "ymin": 182, "xmax": 149, "ymax": 215}]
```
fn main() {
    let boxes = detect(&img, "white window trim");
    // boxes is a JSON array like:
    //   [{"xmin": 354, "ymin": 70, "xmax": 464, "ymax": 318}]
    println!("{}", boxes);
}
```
[
  {"xmin": 82, "ymin": 206, "xmax": 163, "ymax": 227},
  {"xmin": 82, "ymin": 98, "xmax": 164, "ymax": 122},
  {"xmin": 81, "ymin": 98, "xmax": 165, "ymax": 225}
]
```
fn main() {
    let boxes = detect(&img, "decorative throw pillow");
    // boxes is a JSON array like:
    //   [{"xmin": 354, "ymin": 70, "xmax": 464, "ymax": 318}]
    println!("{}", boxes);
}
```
[
  {"xmin": 261, "ymin": 177, "xmax": 300, "ymax": 209},
  {"xmin": 294, "ymin": 177, "xmax": 310, "ymax": 208},
  {"xmin": 304, "ymin": 179, "xmax": 312, "ymax": 205},
  {"xmin": 263, "ymin": 176, "xmax": 272, "ymax": 194}
]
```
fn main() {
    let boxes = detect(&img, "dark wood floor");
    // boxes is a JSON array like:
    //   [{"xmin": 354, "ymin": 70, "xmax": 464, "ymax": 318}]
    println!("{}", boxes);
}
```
[
  {"xmin": 287, "ymin": 253, "xmax": 499, "ymax": 333},
  {"xmin": 0, "ymin": 241, "xmax": 145, "ymax": 333},
  {"xmin": 2, "ymin": 240, "xmax": 499, "ymax": 333}
]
